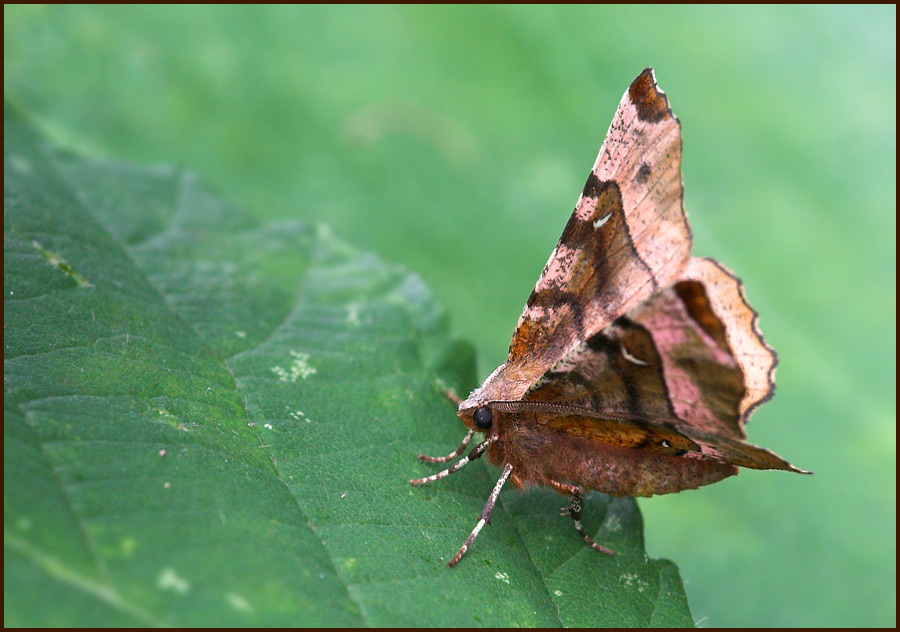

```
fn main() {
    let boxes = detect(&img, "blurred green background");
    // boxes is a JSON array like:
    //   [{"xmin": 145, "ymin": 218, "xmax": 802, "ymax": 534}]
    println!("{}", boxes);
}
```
[{"xmin": 4, "ymin": 5, "xmax": 895, "ymax": 627}]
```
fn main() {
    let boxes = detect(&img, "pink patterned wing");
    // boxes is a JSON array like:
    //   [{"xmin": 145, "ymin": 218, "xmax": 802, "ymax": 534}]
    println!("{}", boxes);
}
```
[
  {"xmin": 495, "ymin": 69, "xmax": 692, "ymax": 401},
  {"xmin": 525, "ymin": 257, "xmax": 806, "ymax": 474}
]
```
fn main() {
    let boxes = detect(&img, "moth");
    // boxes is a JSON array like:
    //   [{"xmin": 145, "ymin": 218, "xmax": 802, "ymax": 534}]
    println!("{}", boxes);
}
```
[{"xmin": 411, "ymin": 68, "xmax": 809, "ymax": 568}]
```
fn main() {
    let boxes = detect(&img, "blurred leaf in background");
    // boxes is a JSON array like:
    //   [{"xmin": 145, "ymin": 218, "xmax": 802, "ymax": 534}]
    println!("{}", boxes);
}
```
[{"xmin": 4, "ymin": 4, "xmax": 895, "ymax": 627}]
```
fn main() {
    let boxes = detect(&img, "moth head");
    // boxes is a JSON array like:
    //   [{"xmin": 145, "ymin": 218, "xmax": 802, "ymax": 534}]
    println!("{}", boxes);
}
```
[{"xmin": 458, "ymin": 405, "xmax": 494, "ymax": 432}]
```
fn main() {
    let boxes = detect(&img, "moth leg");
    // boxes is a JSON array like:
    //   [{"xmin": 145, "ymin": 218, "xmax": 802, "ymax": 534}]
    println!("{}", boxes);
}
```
[
  {"xmin": 549, "ymin": 480, "xmax": 579, "ymax": 497},
  {"xmin": 418, "ymin": 429, "xmax": 474, "ymax": 463},
  {"xmin": 448, "ymin": 463, "xmax": 514, "ymax": 568},
  {"xmin": 554, "ymin": 482, "xmax": 615, "ymax": 556},
  {"xmin": 409, "ymin": 436, "xmax": 494, "ymax": 486}
]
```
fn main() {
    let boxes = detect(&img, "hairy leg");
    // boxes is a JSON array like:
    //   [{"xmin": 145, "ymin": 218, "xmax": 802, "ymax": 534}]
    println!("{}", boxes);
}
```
[
  {"xmin": 409, "ymin": 436, "xmax": 494, "ymax": 486},
  {"xmin": 418, "ymin": 429, "xmax": 474, "ymax": 463},
  {"xmin": 448, "ymin": 463, "xmax": 514, "ymax": 567},
  {"xmin": 552, "ymin": 481, "xmax": 615, "ymax": 556}
]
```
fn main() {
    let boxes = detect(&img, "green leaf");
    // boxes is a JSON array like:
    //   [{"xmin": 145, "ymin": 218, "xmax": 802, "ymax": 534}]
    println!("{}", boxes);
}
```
[{"xmin": 4, "ymin": 103, "xmax": 693, "ymax": 627}]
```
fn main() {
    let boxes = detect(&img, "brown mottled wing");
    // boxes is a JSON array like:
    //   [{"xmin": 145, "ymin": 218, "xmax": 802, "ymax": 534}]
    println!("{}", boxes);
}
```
[
  {"xmin": 505, "ymin": 68, "xmax": 692, "ymax": 396},
  {"xmin": 493, "ymin": 400, "xmax": 701, "ymax": 456},
  {"xmin": 525, "ymin": 257, "xmax": 806, "ymax": 473},
  {"xmin": 646, "ymin": 257, "xmax": 779, "ymax": 431}
]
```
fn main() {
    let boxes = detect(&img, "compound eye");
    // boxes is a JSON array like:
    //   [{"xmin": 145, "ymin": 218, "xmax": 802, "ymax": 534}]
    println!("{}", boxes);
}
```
[{"xmin": 473, "ymin": 407, "xmax": 493, "ymax": 429}]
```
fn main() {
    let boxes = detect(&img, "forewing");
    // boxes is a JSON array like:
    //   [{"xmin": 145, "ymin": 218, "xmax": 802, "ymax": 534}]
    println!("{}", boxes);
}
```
[
  {"xmin": 524, "ymin": 315, "xmax": 683, "ymax": 423},
  {"xmin": 504, "ymin": 68, "xmax": 692, "ymax": 394}
]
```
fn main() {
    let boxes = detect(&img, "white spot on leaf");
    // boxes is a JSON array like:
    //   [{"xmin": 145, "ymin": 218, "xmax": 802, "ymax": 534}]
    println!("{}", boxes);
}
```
[
  {"xmin": 157, "ymin": 568, "xmax": 190, "ymax": 595},
  {"xmin": 271, "ymin": 351, "xmax": 317, "ymax": 382},
  {"xmin": 494, "ymin": 572, "xmax": 510, "ymax": 584},
  {"xmin": 620, "ymin": 572, "xmax": 649, "ymax": 593}
]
